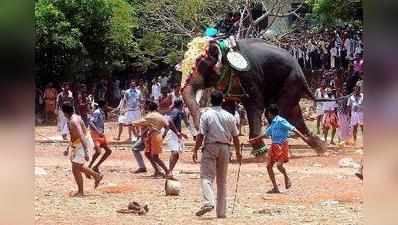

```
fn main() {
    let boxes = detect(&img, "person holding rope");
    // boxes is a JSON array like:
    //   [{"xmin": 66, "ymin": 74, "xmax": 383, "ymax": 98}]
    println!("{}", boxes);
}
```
[
  {"xmin": 250, "ymin": 104, "xmax": 309, "ymax": 194},
  {"xmin": 87, "ymin": 100, "xmax": 112, "ymax": 175},
  {"xmin": 192, "ymin": 90, "xmax": 242, "ymax": 218}
]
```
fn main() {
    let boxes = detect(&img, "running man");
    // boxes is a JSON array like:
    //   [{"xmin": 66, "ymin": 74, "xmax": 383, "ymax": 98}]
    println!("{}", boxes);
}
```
[
  {"xmin": 322, "ymin": 89, "xmax": 338, "ymax": 145},
  {"xmin": 131, "ymin": 101, "xmax": 181, "ymax": 178},
  {"xmin": 62, "ymin": 102, "xmax": 103, "ymax": 197},
  {"xmin": 250, "ymin": 104, "xmax": 308, "ymax": 194},
  {"xmin": 163, "ymin": 99, "xmax": 190, "ymax": 180},
  {"xmin": 88, "ymin": 100, "xmax": 112, "ymax": 175}
]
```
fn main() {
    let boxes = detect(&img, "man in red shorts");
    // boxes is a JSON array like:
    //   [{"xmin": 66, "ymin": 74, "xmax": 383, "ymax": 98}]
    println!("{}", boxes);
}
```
[
  {"xmin": 250, "ymin": 104, "xmax": 309, "ymax": 194},
  {"xmin": 88, "ymin": 100, "xmax": 112, "ymax": 174}
]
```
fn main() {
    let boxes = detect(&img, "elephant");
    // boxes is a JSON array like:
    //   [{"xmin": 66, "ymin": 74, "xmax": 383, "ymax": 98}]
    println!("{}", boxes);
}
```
[{"xmin": 181, "ymin": 38, "xmax": 327, "ymax": 153}]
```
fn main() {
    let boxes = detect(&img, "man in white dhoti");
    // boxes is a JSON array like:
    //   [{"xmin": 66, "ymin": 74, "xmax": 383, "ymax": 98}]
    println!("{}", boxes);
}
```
[
  {"xmin": 56, "ymin": 83, "xmax": 73, "ymax": 140},
  {"xmin": 114, "ymin": 80, "xmax": 142, "ymax": 142}
]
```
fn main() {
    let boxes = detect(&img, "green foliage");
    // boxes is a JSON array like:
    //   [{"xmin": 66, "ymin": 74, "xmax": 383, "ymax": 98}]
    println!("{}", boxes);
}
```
[
  {"xmin": 108, "ymin": 0, "xmax": 138, "ymax": 51},
  {"xmin": 306, "ymin": 0, "xmax": 363, "ymax": 27},
  {"xmin": 35, "ymin": 0, "xmax": 139, "ymax": 82},
  {"xmin": 135, "ymin": 0, "xmax": 228, "ymax": 73},
  {"xmin": 35, "ymin": 0, "xmax": 81, "ymax": 50},
  {"xmin": 139, "ymin": 32, "xmax": 165, "ymax": 55}
]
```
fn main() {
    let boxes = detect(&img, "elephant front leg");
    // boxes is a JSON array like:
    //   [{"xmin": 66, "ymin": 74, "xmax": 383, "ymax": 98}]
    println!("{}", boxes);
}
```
[
  {"xmin": 245, "ymin": 104, "xmax": 268, "ymax": 158},
  {"xmin": 246, "ymin": 106, "xmax": 263, "ymax": 139}
]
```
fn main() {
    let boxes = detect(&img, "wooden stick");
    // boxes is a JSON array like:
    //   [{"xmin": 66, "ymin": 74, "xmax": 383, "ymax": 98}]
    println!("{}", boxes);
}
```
[{"xmin": 232, "ymin": 143, "xmax": 243, "ymax": 214}]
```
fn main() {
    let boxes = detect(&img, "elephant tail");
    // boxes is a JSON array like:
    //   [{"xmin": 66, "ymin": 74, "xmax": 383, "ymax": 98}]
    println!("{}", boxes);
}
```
[{"xmin": 301, "ymin": 76, "xmax": 319, "ymax": 101}]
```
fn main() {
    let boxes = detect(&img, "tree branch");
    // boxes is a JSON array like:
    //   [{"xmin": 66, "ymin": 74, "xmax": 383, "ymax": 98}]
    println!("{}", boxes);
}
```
[{"xmin": 268, "ymin": 3, "xmax": 304, "ymax": 18}]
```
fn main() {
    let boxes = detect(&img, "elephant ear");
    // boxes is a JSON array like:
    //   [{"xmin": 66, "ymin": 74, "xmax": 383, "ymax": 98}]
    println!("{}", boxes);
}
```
[{"xmin": 226, "ymin": 51, "xmax": 250, "ymax": 72}]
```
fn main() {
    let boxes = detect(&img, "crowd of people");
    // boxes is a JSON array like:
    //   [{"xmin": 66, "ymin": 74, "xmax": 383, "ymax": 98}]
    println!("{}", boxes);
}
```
[
  {"xmin": 35, "ymin": 75, "xmax": 177, "ymax": 125},
  {"xmin": 281, "ymin": 26, "xmax": 365, "ymax": 148},
  {"xmin": 283, "ymin": 25, "xmax": 363, "ymax": 71}
]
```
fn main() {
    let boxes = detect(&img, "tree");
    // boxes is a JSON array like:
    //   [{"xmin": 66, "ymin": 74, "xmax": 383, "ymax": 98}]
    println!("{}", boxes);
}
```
[
  {"xmin": 305, "ymin": 0, "xmax": 363, "ymax": 27},
  {"xmin": 35, "ymin": 0, "xmax": 139, "ymax": 83},
  {"xmin": 143, "ymin": 0, "xmax": 306, "ymax": 40}
]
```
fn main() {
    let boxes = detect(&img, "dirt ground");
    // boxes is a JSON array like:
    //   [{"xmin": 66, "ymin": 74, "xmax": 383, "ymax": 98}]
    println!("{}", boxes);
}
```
[{"xmin": 35, "ymin": 118, "xmax": 363, "ymax": 225}]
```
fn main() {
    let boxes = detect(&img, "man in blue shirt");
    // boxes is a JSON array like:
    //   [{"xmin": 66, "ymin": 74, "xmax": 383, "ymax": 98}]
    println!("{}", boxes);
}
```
[
  {"xmin": 88, "ymin": 100, "xmax": 112, "ymax": 175},
  {"xmin": 250, "ymin": 104, "xmax": 308, "ymax": 194},
  {"xmin": 114, "ymin": 80, "xmax": 142, "ymax": 142}
]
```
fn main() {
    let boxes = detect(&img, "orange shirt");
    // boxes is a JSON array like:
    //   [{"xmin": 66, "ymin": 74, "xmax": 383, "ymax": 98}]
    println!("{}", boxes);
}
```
[{"xmin": 132, "ymin": 111, "xmax": 168, "ymax": 132}]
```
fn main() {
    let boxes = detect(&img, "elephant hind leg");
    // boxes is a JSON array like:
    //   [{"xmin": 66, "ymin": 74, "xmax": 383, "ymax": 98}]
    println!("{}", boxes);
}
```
[
  {"xmin": 275, "ymin": 82, "xmax": 303, "ymax": 132},
  {"xmin": 277, "ymin": 101, "xmax": 309, "ymax": 136},
  {"xmin": 277, "ymin": 101, "xmax": 326, "ymax": 153},
  {"xmin": 276, "ymin": 85, "xmax": 326, "ymax": 153}
]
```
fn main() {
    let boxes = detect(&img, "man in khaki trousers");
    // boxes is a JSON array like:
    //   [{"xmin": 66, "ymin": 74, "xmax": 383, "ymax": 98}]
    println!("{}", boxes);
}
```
[{"xmin": 193, "ymin": 90, "xmax": 242, "ymax": 218}]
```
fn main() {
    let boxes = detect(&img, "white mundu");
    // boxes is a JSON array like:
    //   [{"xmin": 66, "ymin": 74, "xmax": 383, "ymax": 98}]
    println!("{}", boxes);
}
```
[
  {"xmin": 119, "ymin": 88, "xmax": 142, "ymax": 124},
  {"xmin": 348, "ymin": 93, "xmax": 364, "ymax": 126}
]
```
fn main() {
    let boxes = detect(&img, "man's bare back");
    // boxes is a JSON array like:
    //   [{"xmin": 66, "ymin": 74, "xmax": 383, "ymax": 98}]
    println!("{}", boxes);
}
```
[
  {"xmin": 61, "ymin": 103, "xmax": 103, "ymax": 196},
  {"xmin": 69, "ymin": 114, "xmax": 87, "ymax": 144}
]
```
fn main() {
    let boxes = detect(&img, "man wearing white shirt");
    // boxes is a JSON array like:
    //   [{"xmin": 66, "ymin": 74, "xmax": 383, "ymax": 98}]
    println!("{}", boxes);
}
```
[
  {"xmin": 56, "ymin": 83, "xmax": 74, "ymax": 140},
  {"xmin": 192, "ymin": 90, "xmax": 241, "ymax": 218},
  {"xmin": 114, "ymin": 80, "xmax": 142, "ymax": 141},
  {"xmin": 151, "ymin": 79, "xmax": 161, "ymax": 104},
  {"xmin": 347, "ymin": 85, "xmax": 364, "ymax": 145},
  {"xmin": 344, "ymin": 36, "xmax": 354, "ymax": 61},
  {"xmin": 330, "ymin": 45, "xmax": 337, "ymax": 69},
  {"xmin": 314, "ymin": 83, "xmax": 327, "ymax": 134}
]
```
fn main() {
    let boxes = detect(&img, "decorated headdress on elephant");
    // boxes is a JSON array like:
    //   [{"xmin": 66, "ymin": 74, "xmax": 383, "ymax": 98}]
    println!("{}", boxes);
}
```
[{"xmin": 181, "ymin": 32, "xmax": 250, "ymax": 100}]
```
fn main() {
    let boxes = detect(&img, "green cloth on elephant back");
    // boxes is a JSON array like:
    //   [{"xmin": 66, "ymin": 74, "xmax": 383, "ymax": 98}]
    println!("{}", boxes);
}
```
[{"xmin": 218, "ymin": 39, "xmax": 230, "ymax": 55}]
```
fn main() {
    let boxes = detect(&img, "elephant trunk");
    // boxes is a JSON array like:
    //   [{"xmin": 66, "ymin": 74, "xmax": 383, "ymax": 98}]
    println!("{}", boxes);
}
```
[{"xmin": 182, "ymin": 84, "xmax": 201, "ymax": 132}]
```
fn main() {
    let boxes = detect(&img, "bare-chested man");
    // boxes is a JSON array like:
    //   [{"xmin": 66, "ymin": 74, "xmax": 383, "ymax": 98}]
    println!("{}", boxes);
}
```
[{"xmin": 62, "ymin": 102, "xmax": 103, "ymax": 197}]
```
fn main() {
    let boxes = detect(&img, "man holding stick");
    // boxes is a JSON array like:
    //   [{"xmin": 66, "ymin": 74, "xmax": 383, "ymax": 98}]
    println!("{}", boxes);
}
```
[{"xmin": 192, "ymin": 90, "xmax": 242, "ymax": 218}]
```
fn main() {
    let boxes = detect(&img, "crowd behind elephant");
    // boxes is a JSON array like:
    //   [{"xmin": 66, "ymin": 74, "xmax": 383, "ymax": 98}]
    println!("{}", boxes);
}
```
[{"xmin": 278, "ymin": 25, "xmax": 364, "ymax": 148}]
